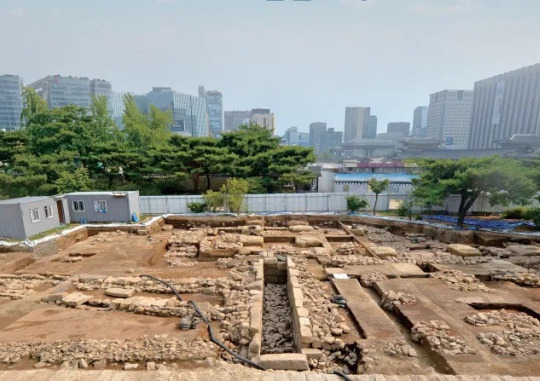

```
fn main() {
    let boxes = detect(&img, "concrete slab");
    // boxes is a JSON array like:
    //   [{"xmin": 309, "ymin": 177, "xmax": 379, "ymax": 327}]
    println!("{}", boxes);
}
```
[
  {"xmin": 326, "ymin": 263, "xmax": 426, "ymax": 278},
  {"xmin": 332, "ymin": 278, "xmax": 402, "ymax": 340}
]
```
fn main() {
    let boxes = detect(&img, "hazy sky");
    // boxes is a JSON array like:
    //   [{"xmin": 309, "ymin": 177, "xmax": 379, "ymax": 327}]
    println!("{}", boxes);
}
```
[{"xmin": 2, "ymin": 0, "xmax": 540, "ymax": 135}]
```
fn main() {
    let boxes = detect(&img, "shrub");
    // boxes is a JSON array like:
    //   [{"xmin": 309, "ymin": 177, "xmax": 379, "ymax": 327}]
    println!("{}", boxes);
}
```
[
  {"xmin": 501, "ymin": 207, "xmax": 529, "ymax": 219},
  {"xmin": 187, "ymin": 201, "xmax": 207, "ymax": 213},
  {"xmin": 203, "ymin": 190, "xmax": 225, "ymax": 212},
  {"xmin": 223, "ymin": 178, "xmax": 249, "ymax": 213},
  {"xmin": 346, "ymin": 195, "xmax": 369, "ymax": 213},
  {"xmin": 396, "ymin": 200, "xmax": 414, "ymax": 220},
  {"xmin": 526, "ymin": 207, "xmax": 540, "ymax": 229},
  {"xmin": 201, "ymin": 178, "xmax": 249, "ymax": 213}
]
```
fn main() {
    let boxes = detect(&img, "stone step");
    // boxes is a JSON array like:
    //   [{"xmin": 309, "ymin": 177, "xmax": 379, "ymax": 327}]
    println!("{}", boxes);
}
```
[{"xmin": 332, "ymin": 278, "xmax": 403, "ymax": 340}]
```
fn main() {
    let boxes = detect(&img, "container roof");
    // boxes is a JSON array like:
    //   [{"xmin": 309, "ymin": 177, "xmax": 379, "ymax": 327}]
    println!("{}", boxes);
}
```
[
  {"xmin": 334, "ymin": 173, "xmax": 418, "ymax": 183},
  {"xmin": 63, "ymin": 191, "xmax": 135, "ymax": 196},
  {"xmin": 0, "ymin": 196, "xmax": 52, "ymax": 205}
]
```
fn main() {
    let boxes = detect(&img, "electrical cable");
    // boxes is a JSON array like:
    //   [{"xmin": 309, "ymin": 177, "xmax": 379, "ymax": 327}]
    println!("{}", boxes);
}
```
[
  {"xmin": 333, "ymin": 369, "xmax": 353, "ymax": 381},
  {"xmin": 140, "ymin": 274, "xmax": 266, "ymax": 370}
]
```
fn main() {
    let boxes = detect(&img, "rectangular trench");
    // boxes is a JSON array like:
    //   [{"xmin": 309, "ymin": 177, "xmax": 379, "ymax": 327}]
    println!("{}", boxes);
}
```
[{"xmin": 261, "ymin": 259, "xmax": 296, "ymax": 354}]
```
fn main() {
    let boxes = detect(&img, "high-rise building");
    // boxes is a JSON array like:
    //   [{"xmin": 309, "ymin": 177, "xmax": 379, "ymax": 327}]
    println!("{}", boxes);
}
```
[
  {"xmin": 250, "ymin": 109, "xmax": 275, "ymax": 133},
  {"xmin": 366, "ymin": 115, "xmax": 378, "ymax": 139},
  {"xmin": 0, "ymin": 74, "xmax": 24, "ymax": 131},
  {"xmin": 309, "ymin": 122, "xmax": 327, "ymax": 152},
  {"xmin": 344, "ymin": 107, "xmax": 374, "ymax": 142},
  {"xmin": 91, "ymin": 79, "xmax": 112, "ymax": 101},
  {"xmin": 412, "ymin": 106, "xmax": 428, "ymax": 137},
  {"xmin": 318, "ymin": 128, "xmax": 343, "ymax": 154},
  {"xmin": 297, "ymin": 132, "xmax": 310, "ymax": 147},
  {"xmin": 133, "ymin": 94, "xmax": 148, "ymax": 115},
  {"xmin": 283, "ymin": 126, "xmax": 299, "ymax": 146},
  {"xmin": 224, "ymin": 110, "xmax": 251, "ymax": 131},
  {"xmin": 110, "ymin": 91, "xmax": 125, "ymax": 129},
  {"xmin": 145, "ymin": 87, "xmax": 208, "ymax": 137},
  {"xmin": 426, "ymin": 90, "xmax": 473, "ymax": 148},
  {"xmin": 468, "ymin": 64, "xmax": 540, "ymax": 149},
  {"xmin": 387, "ymin": 122, "xmax": 410, "ymax": 137},
  {"xmin": 204, "ymin": 90, "xmax": 223, "ymax": 137},
  {"xmin": 28, "ymin": 75, "xmax": 112, "ymax": 109}
]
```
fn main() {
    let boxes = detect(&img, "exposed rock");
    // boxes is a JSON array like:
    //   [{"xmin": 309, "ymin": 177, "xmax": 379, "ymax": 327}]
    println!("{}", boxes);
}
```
[
  {"xmin": 105, "ymin": 287, "xmax": 134, "ymax": 298},
  {"xmin": 447, "ymin": 244, "xmax": 481, "ymax": 257},
  {"xmin": 369, "ymin": 246, "xmax": 397, "ymax": 258},
  {"xmin": 431, "ymin": 270, "xmax": 491, "ymax": 292},
  {"xmin": 506, "ymin": 245, "xmax": 540, "ymax": 257}
]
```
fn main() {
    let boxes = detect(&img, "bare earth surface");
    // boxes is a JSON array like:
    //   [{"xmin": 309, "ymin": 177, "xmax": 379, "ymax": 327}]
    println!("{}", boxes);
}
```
[{"xmin": 0, "ymin": 216, "xmax": 538, "ymax": 378}]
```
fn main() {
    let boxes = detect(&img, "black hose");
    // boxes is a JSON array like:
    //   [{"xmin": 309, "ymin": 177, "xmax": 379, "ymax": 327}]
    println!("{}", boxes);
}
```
[
  {"xmin": 140, "ymin": 274, "xmax": 266, "ymax": 370},
  {"xmin": 333, "ymin": 369, "xmax": 353, "ymax": 381}
]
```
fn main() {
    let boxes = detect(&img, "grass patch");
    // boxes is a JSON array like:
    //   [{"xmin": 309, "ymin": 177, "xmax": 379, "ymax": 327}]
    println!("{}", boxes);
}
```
[{"xmin": 29, "ymin": 224, "xmax": 77, "ymax": 241}]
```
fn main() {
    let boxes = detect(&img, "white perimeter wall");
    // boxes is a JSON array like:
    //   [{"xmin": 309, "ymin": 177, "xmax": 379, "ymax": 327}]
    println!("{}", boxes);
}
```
[{"xmin": 140, "ymin": 193, "xmax": 540, "ymax": 215}]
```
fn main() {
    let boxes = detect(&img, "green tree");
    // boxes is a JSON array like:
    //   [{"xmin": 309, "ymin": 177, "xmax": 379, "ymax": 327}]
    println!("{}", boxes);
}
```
[
  {"xmin": 90, "ymin": 95, "xmax": 122, "ymax": 140},
  {"xmin": 20, "ymin": 87, "xmax": 47, "ymax": 127},
  {"xmin": 412, "ymin": 157, "xmax": 537, "ymax": 227},
  {"xmin": 55, "ymin": 168, "xmax": 92, "ymax": 193},
  {"xmin": 411, "ymin": 178, "xmax": 445, "ymax": 213},
  {"xmin": 346, "ymin": 195, "xmax": 369, "ymax": 213},
  {"xmin": 277, "ymin": 170, "xmax": 315, "ymax": 192},
  {"xmin": 123, "ymin": 95, "xmax": 171, "ymax": 149},
  {"xmin": 368, "ymin": 178, "xmax": 390, "ymax": 215},
  {"xmin": 167, "ymin": 136, "xmax": 237, "ymax": 192}
]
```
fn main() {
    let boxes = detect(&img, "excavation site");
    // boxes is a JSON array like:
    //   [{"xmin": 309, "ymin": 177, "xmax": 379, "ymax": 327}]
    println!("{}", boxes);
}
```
[{"xmin": 0, "ymin": 214, "xmax": 538, "ymax": 381}]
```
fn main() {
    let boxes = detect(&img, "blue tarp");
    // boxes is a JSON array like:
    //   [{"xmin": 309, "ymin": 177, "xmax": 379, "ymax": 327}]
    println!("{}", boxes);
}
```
[{"xmin": 426, "ymin": 215, "xmax": 535, "ymax": 231}]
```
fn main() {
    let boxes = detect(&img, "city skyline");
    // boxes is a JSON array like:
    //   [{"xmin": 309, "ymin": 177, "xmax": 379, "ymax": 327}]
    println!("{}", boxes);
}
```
[{"xmin": 2, "ymin": 0, "xmax": 540, "ymax": 135}]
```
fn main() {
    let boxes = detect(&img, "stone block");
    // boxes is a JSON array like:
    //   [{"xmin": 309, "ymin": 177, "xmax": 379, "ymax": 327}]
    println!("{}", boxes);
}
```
[
  {"xmin": 369, "ymin": 246, "xmax": 397, "ymax": 258},
  {"xmin": 105, "ymin": 288, "xmax": 135, "ymax": 298},
  {"xmin": 292, "ymin": 287, "xmax": 304, "ymax": 307},
  {"xmin": 249, "ymin": 307, "xmax": 262, "ymax": 336},
  {"xmin": 257, "ymin": 353, "xmax": 309, "ymax": 371},
  {"xmin": 289, "ymin": 276, "xmax": 300, "ymax": 288},
  {"xmin": 299, "ymin": 317, "xmax": 311, "ymax": 326},
  {"xmin": 41, "ymin": 292, "xmax": 67, "ymax": 303},
  {"xmin": 287, "ymin": 220, "xmax": 310, "ymax": 227},
  {"xmin": 447, "ymin": 244, "xmax": 481, "ymax": 257},
  {"xmin": 301, "ymin": 348, "xmax": 323, "ymax": 360},
  {"xmin": 62, "ymin": 292, "xmax": 92, "ymax": 307},
  {"xmin": 350, "ymin": 228, "xmax": 365, "ymax": 236},
  {"xmin": 312, "ymin": 247, "xmax": 331, "ymax": 256},
  {"xmin": 246, "ymin": 219, "xmax": 264, "ymax": 226},
  {"xmin": 238, "ymin": 247, "xmax": 252, "ymax": 255},
  {"xmin": 249, "ymin": 333, "xmax": 261, "ymax": 357},
  {"xmin": 289, "ymin": 225, "xmax": 315, "ymax": 233},
  {"xmin": 295, "ymin": 236, "xmax": 321, "ymax": 247},
  {"xmin": 287, "ymin": 257, "xmax": 296, "ymax": 268},
  {"xmin": 288, "ymin": 269, "xmax": 300, "ymax": 277},
  {"xmin": 300, "ymin": 325, "xmax": 313, "ymax": 344},
  {"xmin": 246, "ymin": 281, "xmax": 263, "ymax": 291},
  {"xmin": 239, "ymin": 235, "xmax": 264, "ymax": 246},
  {"xmin": 506, "ymin": 245, "xmax": 540, "ymax": 257}
]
